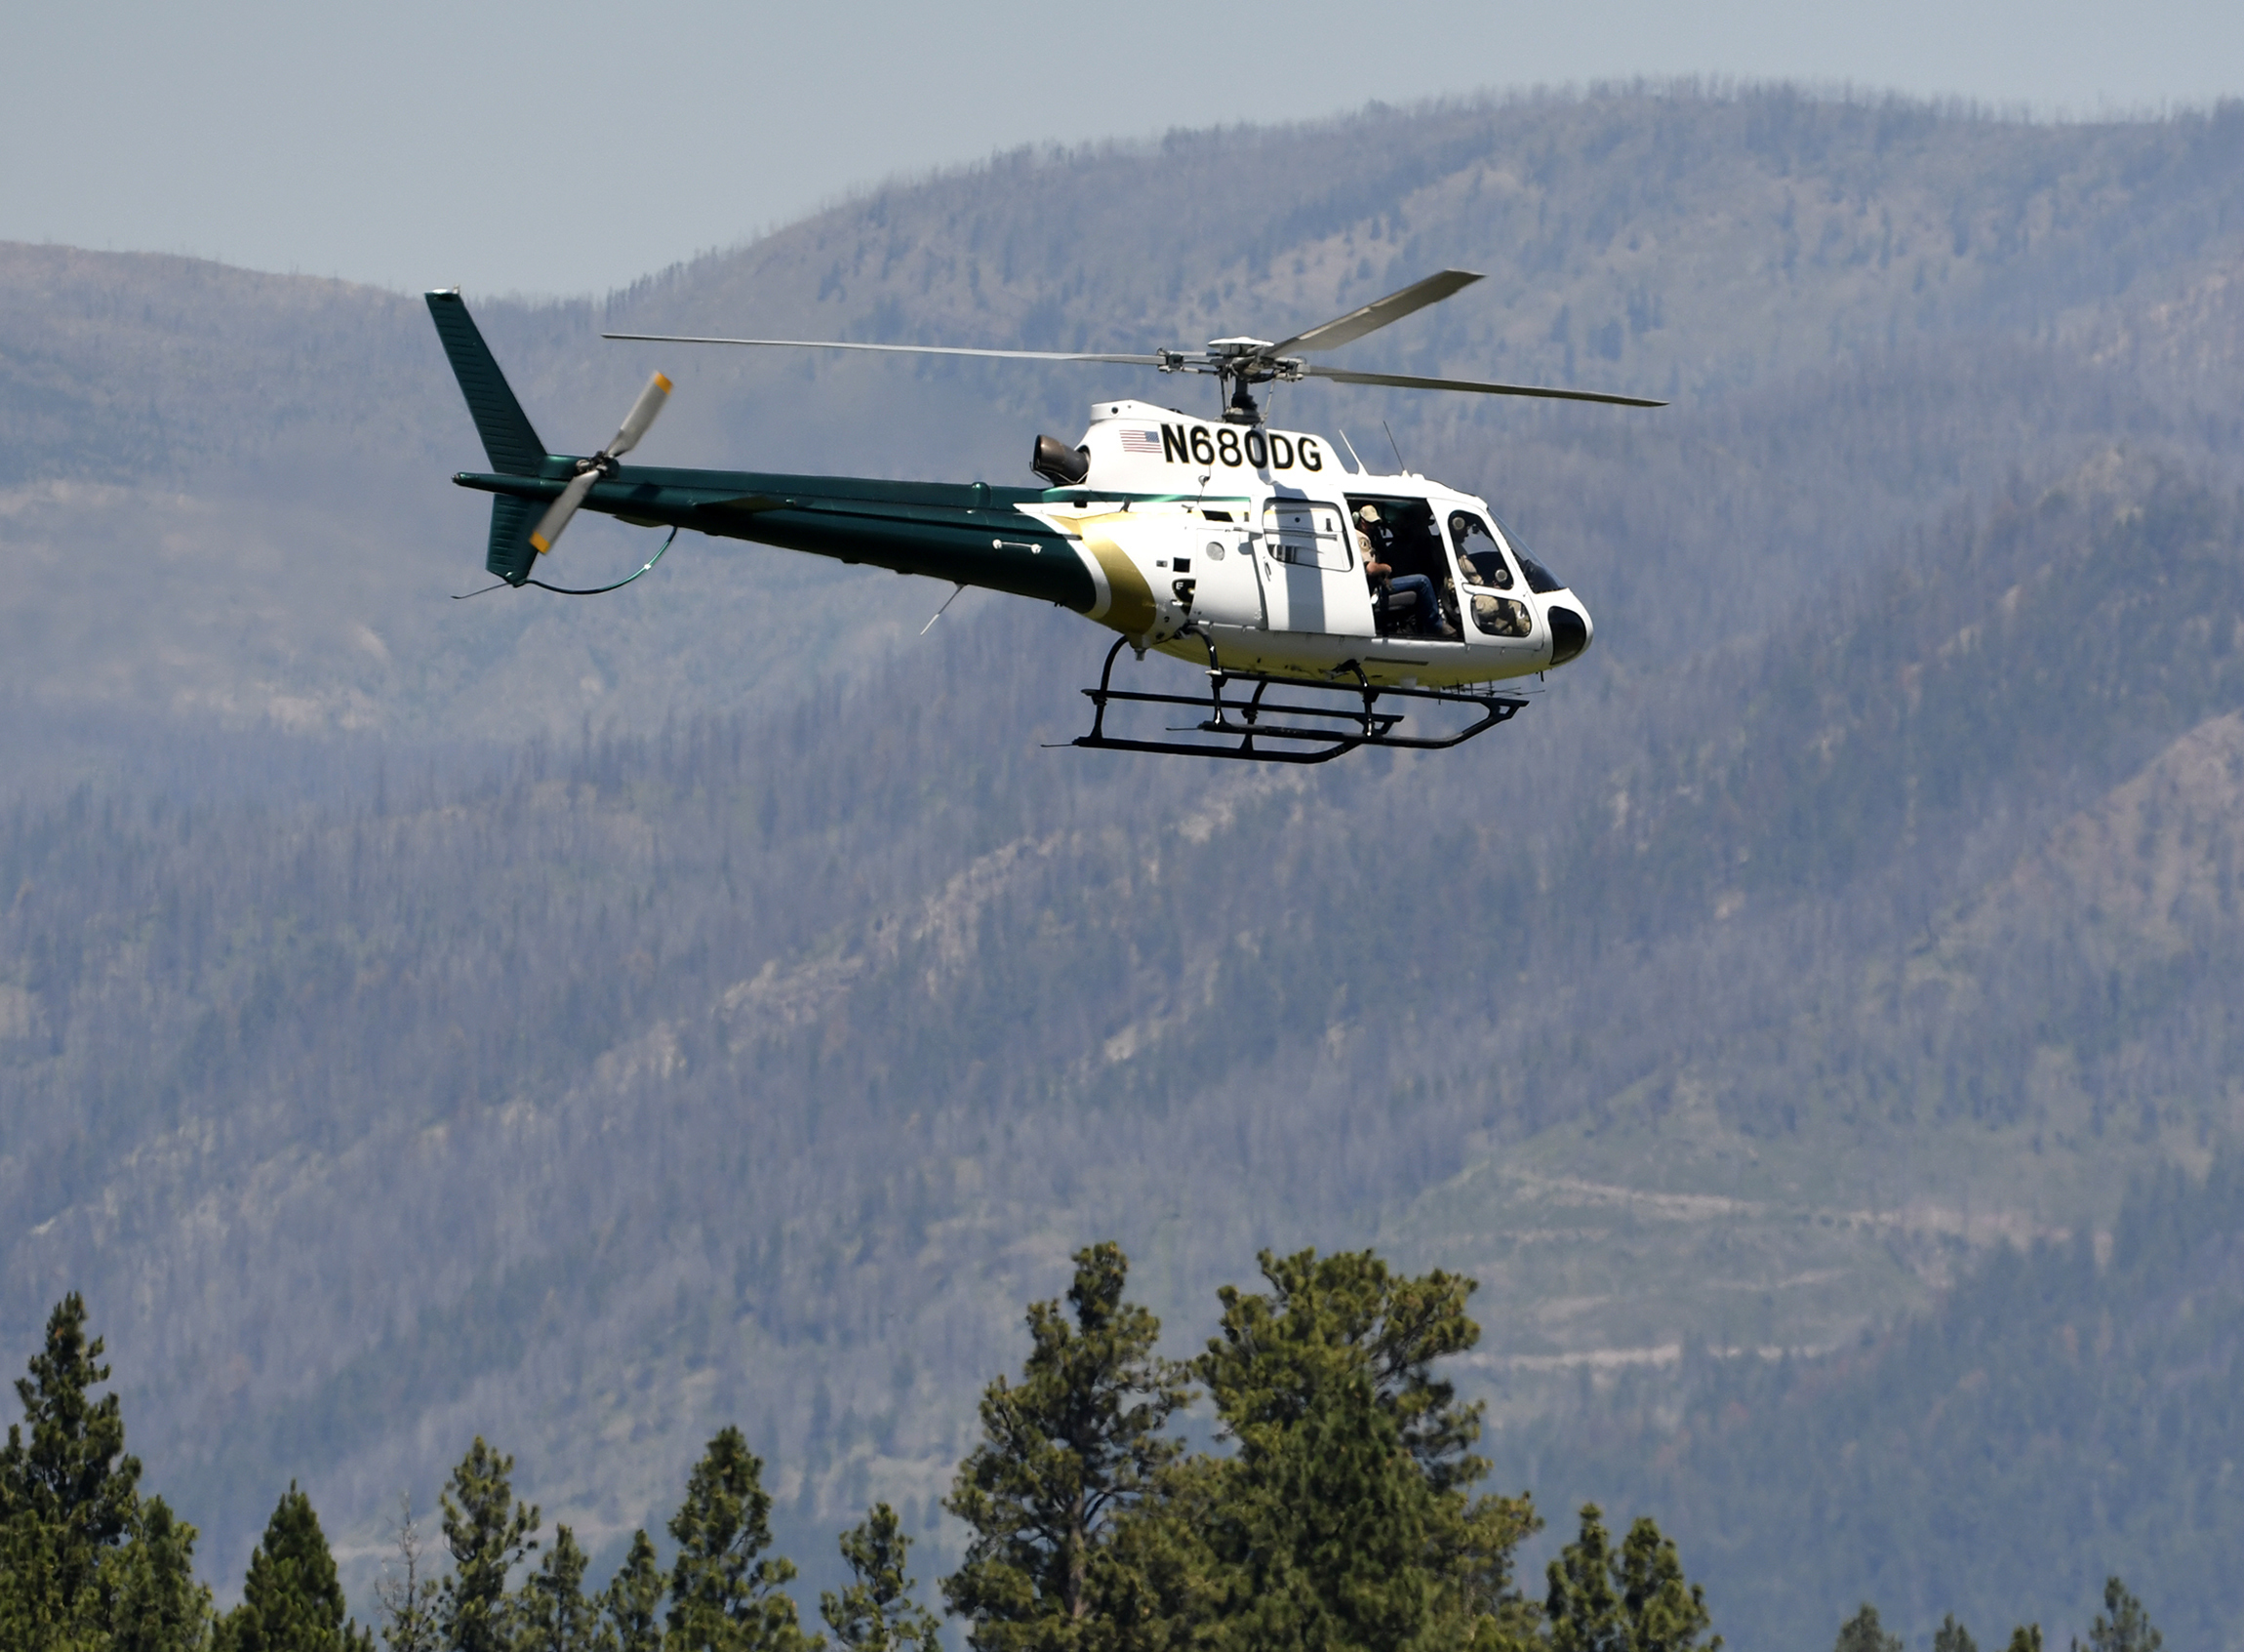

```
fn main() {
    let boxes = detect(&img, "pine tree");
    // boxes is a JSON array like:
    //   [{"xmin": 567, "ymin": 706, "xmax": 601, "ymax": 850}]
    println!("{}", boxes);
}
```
[
  {"xmin": 821, "ymin": 1505, "xmax": 941, "ymax": 1652},
  {"xmin": 665, "ymin": 1426, "xmax": 812, "ymax": 1652},
  {"xmin": 517, "ymin": 1524, "xmax": 612, "ymax": 1652},
  {"xmin": 1832, "ymin": 1603, "xmax": 1900, "ymax": 1652},
  {"xmin": 1192, "ymin": 1364, "xmax": 1431, "ymax": 1652},
  {"xmin": 0, "ymin": 1294, "xmax": 144, "ymax": 1631},
  {"xmin": 0, "ymin": 1488, "xmax": 102, "ymax": 1651},
  {"xmin": 2007, "ymin": 1629, "xmax": 2043, "ymax": 1652},
  {"xmin": 439, "ymin": 1439, "xmax": 540, "ymax": 1652},
  {"xmin": 105, "ymin": 1496, "xmax": 215, "ymax": 1652},
  {"xmin": 1184, "ymin": 1248, "xmax": 1539, "ymax": 1652},
  {"xmin": 604, "ymin": 1530, "xmax": 664, "ymax": 1652},
  {"xmin": 1543, "ymin": 1505, "xmax": 1622, "ymax": 1652},
  {"xmin": 216, "ymin": 1481, "xmax": 373, "ymax": 1652},
  {"xmin": 1611, "ymin": 1516, "xmax": 1717, "ymax": 1652},
  {"xmin": 1934, "ymin": 1615, "xmax": 1979, "ymax": 1652},
  {"xmin": 1544, "ymin": 1506, "xmax": 1719, "ymax": 1652},
  {"xmin": 1451, "ymin": 1494, "xmax": 1545, "ymax": 1652},
  {"xmin": 2075, "ymin": 1578, "xmax": 2160, "ymax": 1652},
  {"xmin": 1198, "ymin": 1249, "xmax": 1487, "ymax": 1493},
  {"xmin": 942, "ymin": 1242, "xmax": 1188, "ymax": 1652}
]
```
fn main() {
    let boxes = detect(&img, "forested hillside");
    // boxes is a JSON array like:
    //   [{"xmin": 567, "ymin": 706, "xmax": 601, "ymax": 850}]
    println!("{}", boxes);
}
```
[
  {"xmin": 5, "ymin": 84, "xmax": 2244, "ymax": 1645},
  {"xmin": 1526, "ymin": 1154, "xmax": 2244, "ymax": 1647}
]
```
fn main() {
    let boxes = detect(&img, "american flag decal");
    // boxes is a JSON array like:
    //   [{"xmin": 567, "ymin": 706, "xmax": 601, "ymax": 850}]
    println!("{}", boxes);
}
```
[{"xmin": 1118, "ymin": 428, "xmax": 1164, "ymax": 455}]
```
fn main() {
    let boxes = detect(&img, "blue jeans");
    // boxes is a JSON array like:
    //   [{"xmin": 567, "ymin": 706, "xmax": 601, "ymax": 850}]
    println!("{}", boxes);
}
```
[{"xmin": 1386, "ymin": 574, "xmax": 1441, "ymax": 635}]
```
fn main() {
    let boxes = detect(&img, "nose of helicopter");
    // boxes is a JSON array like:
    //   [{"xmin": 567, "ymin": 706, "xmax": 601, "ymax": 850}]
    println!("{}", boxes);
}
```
[{"xmin": 1547, "ymin": 598, "xmax": 1593, "ymax": 665}]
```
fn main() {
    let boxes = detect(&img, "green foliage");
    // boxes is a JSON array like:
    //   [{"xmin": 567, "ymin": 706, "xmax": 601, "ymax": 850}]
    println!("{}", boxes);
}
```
[
  {"xmin": 1543, "ymin": 1505, "xmax": 1621, "ymax": 1652},
  {"xmin": 604, "ymin": 1530, "xmax": 665, "ymax": 1652},
  {"xmin": 102, "ymin": 1496, "xmax": 213, "ymax": 1652},
  {"xmin": 665, "ymin": 1427, "xmax": 812, "ymax": 1652},
  {"xmin": 1448, "ymin": 1496, "xmax": 1545, "ymax": 1652},
  {"xmin": 0, "ymin": 1295, "xmax": 209, "ymax": 1652},
  {"xmin": 1197, "ymin": 1249, "xmax": 1485, "ymax": 1493},
  {"xmin": 515, "ymin": 1525, "xmax": 612, "ymax": 1652},
  {"xmin": 2075, "ymin": 1578, "xmax": 2159, "ymax": 1652},
  {"xmin": 1544, "ymin": 1506, "xmax": 1719, "ymax": 1652},
  {"xmin": 0, "ymin": 1493, "xmax": 105, "ymax": 1652},
  {"xmin": 438, "ymin": 1438, "xmax": 539, "ymax": 1652},
  {"xmin": 1608, "ymin": 1516, "xmax": 1719, "ymax": 1652},
  {"xmin": 1181, "ymin": 1248, "xmax": 1537, "ymax": 1652},
  {"xmin": 31, "ymin": 1259, "xmax": 2211, "ymax": 1652},
  {"xmin": 1185, "ymin": 1385, "xmax": 1435, "ymax": 1652},
  {"xmin": 214, "ymin": 1482, "xmax": 368, "ymax": 1652},
  {"xmin": 0, "ymin": 1294, "xmax": 144, "ymax": 1630},
  {"xmin": 1933, "ymin": 1615, "xmax": 1979, "ymax": 1652},
  {"xmin": 942, "ymin": 1242, "xmax": 1188, "ymax": 1652},
  {"xmin": 821, "ymin": 1505, "xmax": 940, "ymax": 1652},
  {"xmin": 1832, "ymin": 1603, "xmax": 1901, "ymax": 1652}
]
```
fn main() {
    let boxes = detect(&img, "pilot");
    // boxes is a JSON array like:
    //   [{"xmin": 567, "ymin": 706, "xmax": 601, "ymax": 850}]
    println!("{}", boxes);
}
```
[
  {"xmin": 1359, "ymin": 504, "xmax": 1454, "ymax": 639},
  {"xmin": 1449, "ymin": 512, "xmax": 1529, "ymax": 637},
  {"xmin": 1448, "ymin": 512, "xmax": 1512, "ymax": 589}
]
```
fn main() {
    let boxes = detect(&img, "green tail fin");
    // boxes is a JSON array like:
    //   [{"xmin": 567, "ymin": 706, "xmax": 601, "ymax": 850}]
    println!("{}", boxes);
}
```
[
  {"xmin": 425, "ymin": 289, "xmax": 546, "ymax": 477},
  {"xmin": 485, "ymin": 495, "xmax": 540, "ymax": 586}
]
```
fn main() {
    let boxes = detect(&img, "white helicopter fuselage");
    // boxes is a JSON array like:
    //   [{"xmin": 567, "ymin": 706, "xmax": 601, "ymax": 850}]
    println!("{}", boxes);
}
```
[{"xmin": 1018, "ymin": 400, "xmax": 1593, "ymax": 689}]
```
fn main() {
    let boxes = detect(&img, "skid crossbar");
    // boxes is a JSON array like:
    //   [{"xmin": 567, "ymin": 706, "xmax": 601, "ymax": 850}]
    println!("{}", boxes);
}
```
[{"xmin": 1069, "ymin": 633, "xmax": 1530, "ymax": 763}]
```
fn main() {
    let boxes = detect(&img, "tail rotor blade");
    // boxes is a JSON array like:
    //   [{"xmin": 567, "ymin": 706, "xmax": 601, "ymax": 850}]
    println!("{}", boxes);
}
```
[
  {"xmin": 529, "ymin": 468, "xmax": 599, "ymax": 554},
  {"xmin": 606, "ymin": 371, "xmax": 672, "ymax": 459},
  {"xmin": 527, "ymin": 372, "xmax": 670, "ymax": 557}
]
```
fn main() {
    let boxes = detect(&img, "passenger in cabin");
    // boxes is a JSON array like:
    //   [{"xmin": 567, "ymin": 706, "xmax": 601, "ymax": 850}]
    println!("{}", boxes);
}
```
[
  {"xmin": 1358, "ymin": 521, "xmax": 1407, "ymax": 630},
  {"xmin": 1358, "ymin": 502, "xmax": 1398, "ymax": 565},
  {"xmin": 1359, "ymin": 504, "xmax": 1454, "ymax": 639}
]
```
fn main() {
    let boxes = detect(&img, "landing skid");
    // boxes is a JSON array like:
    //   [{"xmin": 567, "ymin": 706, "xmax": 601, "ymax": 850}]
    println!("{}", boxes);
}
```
[{"xmin": 1066, "ymin": 633, "xmax": 1530, "ymax": 764}]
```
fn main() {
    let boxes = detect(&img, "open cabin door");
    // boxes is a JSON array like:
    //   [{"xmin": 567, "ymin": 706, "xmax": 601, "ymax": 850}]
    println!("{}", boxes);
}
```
[{"xmin": 1259, "ymin": 500, "xmax": 1375, "ymax": 637}]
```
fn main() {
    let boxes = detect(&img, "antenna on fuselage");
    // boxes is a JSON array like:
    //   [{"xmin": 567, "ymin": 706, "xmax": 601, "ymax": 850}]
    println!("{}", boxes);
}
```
[
  {"xmin": 1382, "ymin": 420, "xmax": 1408, "ymax": 473},
  {"xmin": 920, "ymin": 581, "xmax": 969, "ymax": 635},
  {"xmin": 1336, "ymin": 428, "xmax": 1370, "ymax": 473}
]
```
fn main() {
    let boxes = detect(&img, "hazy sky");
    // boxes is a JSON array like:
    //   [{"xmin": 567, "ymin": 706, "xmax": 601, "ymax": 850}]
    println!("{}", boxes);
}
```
[{"xmin": 6, "ymin": 0, "xmax": 2239, "ymax": 299}]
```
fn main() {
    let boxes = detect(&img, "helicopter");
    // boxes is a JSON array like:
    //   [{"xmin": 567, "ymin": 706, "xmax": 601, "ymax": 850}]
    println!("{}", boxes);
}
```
[{"xmin": 426, "ymin": 271, "xmax": 1661, "ymax": 762}]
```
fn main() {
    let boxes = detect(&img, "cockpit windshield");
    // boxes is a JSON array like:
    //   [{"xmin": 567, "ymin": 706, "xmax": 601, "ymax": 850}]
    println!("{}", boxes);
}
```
[{"xmin": 1491, "ymin": 511, "xmax": 1566, "ymax": 593}]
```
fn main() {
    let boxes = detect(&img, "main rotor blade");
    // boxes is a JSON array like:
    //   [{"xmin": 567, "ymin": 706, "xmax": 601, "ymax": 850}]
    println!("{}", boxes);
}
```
[
  {"xmin": 529, "ymin": 468, "xmax": 599, "ymax": 555},
  {"xmin": 1264, "ymin": 270, "xmax": 1484, "ymax": 359},
  {"xmin": 1306, "ymin": 364, "xmax": 1666, "ymax": 408},
  {"xmin": 604, "ymin": 333, "xmax": 1166, "ymax": 367},
  {"xmin": 606, "ymin": 371, "xmax": 671, "ymax": 459}
]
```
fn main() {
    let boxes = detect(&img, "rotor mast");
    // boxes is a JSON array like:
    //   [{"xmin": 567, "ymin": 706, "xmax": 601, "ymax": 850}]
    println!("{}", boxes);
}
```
[{"xmin": 1180, "ymin": 338, "xmax": 1304, "ymax": 425}]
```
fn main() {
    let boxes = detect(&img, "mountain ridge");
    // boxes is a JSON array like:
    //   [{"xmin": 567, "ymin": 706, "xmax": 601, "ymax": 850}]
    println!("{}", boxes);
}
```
[{"xmin": 5, "ymin": 87, "xmax": 2244, "ymax": 1644}]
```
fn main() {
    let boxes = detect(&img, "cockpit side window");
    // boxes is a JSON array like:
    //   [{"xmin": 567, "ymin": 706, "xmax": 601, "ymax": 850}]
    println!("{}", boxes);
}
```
[
  {"xmin": 1446, "ymin": 509, "xmax": 1534, "ymax": 641},
  {"xmin": 1445, "ymin": 511, "xmax": 1514, "ymax": 590}
]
